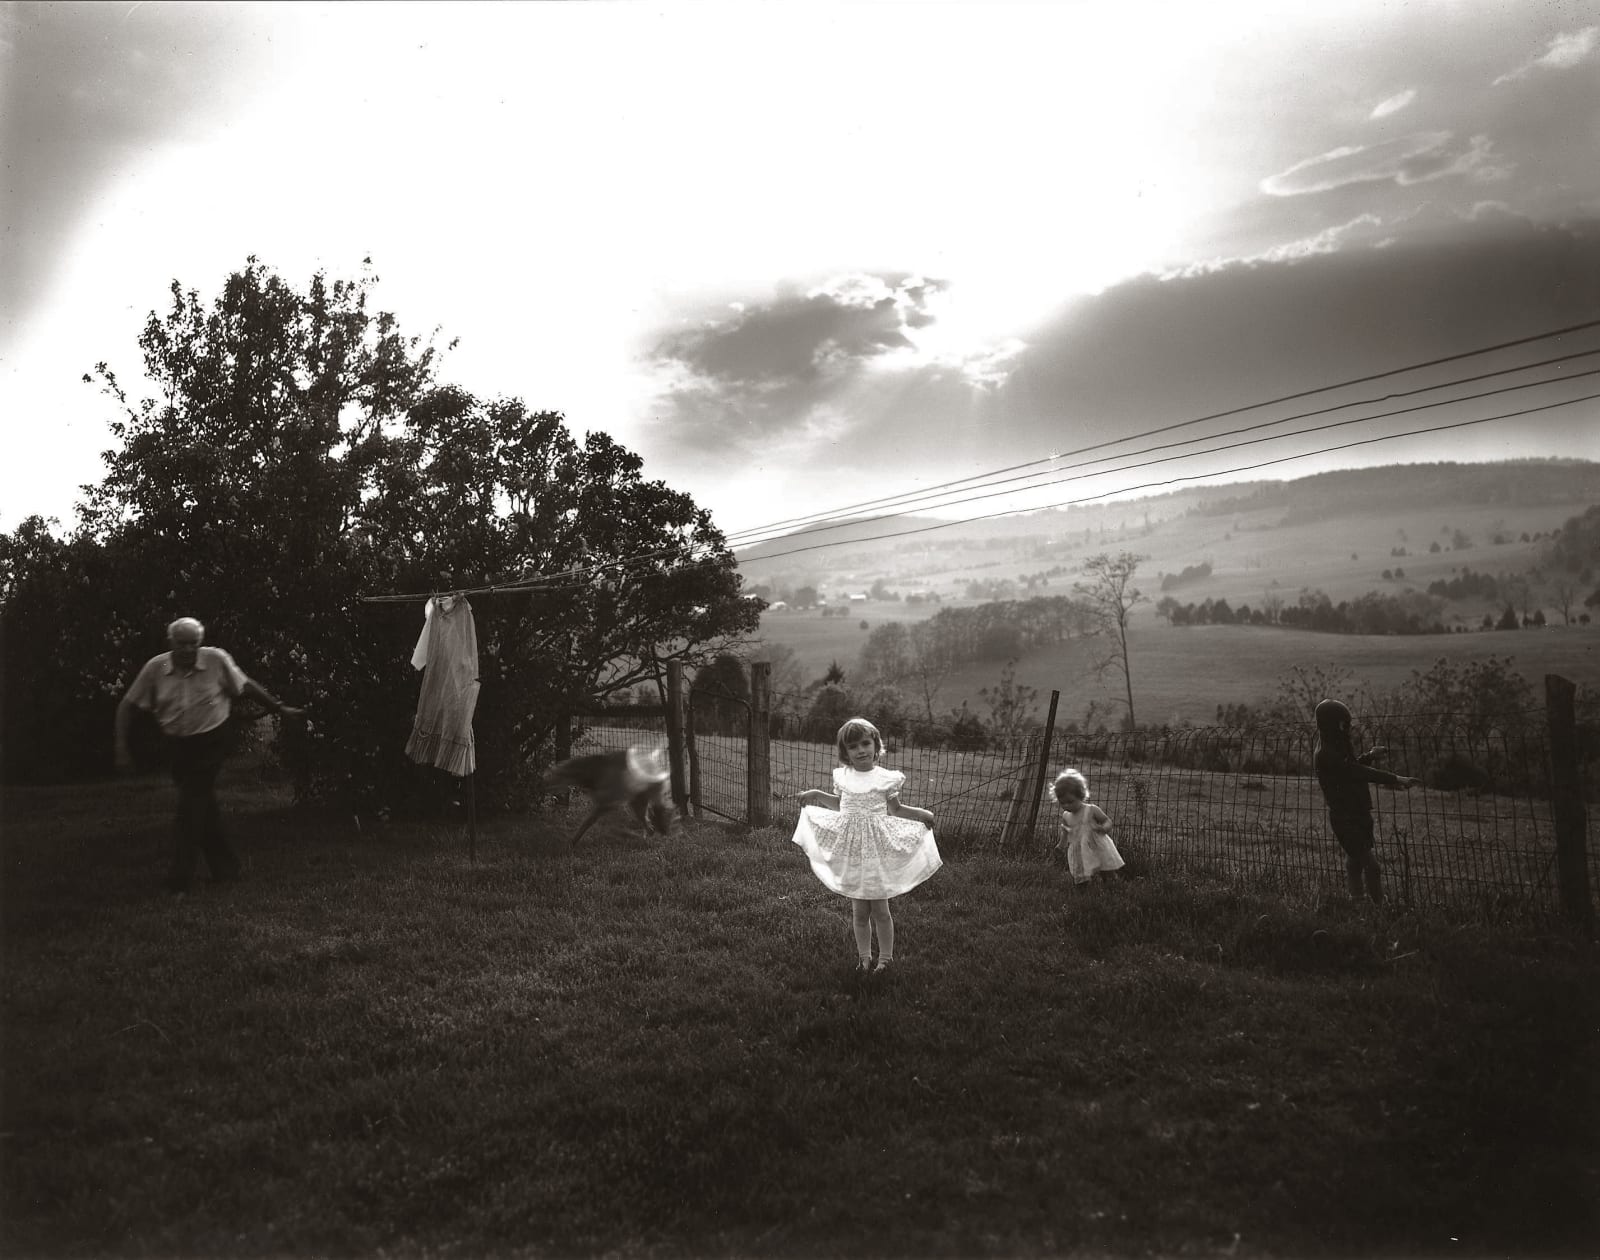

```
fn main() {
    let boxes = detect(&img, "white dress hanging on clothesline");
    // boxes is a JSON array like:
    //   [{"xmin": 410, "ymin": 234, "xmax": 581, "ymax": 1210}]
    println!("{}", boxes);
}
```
[{"xmin": 406, "ymin": 595, "xmax": 480, "ymax": 777}]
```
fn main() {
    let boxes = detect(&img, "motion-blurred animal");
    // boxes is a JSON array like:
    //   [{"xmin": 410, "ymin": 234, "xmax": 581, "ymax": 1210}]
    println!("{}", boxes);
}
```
[{"xmin": 545, "ymin": 746, "xmax": 675, "ymax": 846}]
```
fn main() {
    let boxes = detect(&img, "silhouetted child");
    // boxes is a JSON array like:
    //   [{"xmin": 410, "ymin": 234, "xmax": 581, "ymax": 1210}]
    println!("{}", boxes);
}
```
[
  {"xmin": 1312, "ymin": 698, "xmax": 1421, "ymax": 903},
  {"xmin": 1051, "ymin": 768, "xmax": 1125, "ymax": 884}
]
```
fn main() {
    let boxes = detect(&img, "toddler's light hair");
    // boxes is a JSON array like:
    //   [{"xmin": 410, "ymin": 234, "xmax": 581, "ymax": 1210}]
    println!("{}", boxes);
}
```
[
  {"xmin": 835, "ymin": 716, "xmax": 884, "ymax": 765},
  {"xmin": 1052, "ymin": 768, "xmax": 1090, "ymax": 805}
]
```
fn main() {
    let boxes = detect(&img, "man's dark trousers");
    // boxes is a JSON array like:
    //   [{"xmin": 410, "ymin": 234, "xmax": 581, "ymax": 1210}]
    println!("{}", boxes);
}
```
[{"xmin": 165, "ymin": 725, "xmax": 240, "ymax": 891}]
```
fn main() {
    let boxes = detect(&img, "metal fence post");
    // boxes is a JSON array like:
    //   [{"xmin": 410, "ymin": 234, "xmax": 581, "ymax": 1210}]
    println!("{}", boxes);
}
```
[
  {"xmin": 748, "ymin": 661, "xmax": 772, "ymax": 827},
  {"xmin": 1545, "ymin": 674, "xmax": 1594, "ymax": 939},
  {"xmin": 686, "ymin": 705, "xmax": 703, "ymax": 819},
  {"xmin": 665, "ymin": 661, "xmax": 689, "ymax": 818}
]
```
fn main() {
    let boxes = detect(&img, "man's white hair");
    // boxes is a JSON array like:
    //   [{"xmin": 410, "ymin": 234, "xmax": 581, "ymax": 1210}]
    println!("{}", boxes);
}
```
[{"xmin": 167, "ymin": 617, "xmax": 205, "ymax": 644}]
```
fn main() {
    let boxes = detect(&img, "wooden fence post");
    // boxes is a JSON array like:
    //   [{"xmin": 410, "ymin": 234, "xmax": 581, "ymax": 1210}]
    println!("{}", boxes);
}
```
[
  {"xmin": 1025, "ymin": 690, "xmax": 1061, "ymax": 843},
  {"xmin": 552, "ymin": 706, "xmax": 573, "ymax": 808},
  {"xmin": 665, "ymin": 661, "xmax": 689, "ymax": 818},
  {"xmin": 999, "ymin": 761, "xmax": 1036, "ymax": 851},
  {"xmin": 1545, "ymin": 674, "xmax": 1594, "ymax": 939},
  {"xmin": 748, "ymin": 661, "xmax": 772, "ymax": 827}
]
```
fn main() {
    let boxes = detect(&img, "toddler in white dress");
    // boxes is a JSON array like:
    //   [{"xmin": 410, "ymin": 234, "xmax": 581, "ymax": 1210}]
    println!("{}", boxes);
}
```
[
  {"xmin": 792, "ymin": 717, "xmax": 942, "ymax": 976},
  {"xmin": 1051, "ymin": 768, "xmax": 1125, "ymax": 884}
]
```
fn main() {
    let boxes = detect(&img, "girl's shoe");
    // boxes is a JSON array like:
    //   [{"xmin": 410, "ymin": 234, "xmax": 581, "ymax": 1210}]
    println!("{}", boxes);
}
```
[{"xmin": 871, "ymin": 958, "xmax": 893, "ymax": 976}]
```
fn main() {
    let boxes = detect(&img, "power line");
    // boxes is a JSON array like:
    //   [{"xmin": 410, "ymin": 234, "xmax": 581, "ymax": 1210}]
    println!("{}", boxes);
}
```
[
  {"xmin": 717, "ymin": 316, "xmax": 1600, "ymax": 544},
  {"xmin": 724, "ymin": 350, "xmax": 1600, "ymax": 549},
  {"xmin": 360, "ymin": 317, "xmax": 1600, "ymax": 602},
  {"xmin": 723, "ymin": 366, "xmax": 1600, "ymax": 552},
  {"xmin": 363, "ymin": 386, "xmax": 1597, "ymax": 602},
  {"xmin": 721, "ymin": 391, "xmax": 1600, "ymax": 568}
]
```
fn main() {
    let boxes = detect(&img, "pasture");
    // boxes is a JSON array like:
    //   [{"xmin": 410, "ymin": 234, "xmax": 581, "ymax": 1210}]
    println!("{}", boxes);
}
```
[
  {"xmin": 760, "ymin": 611, "xmax": 1600, "ymax": 726},
  {"xmin": 4, "ymin": 758, "xmax": 1597, "ymax": 1258}
]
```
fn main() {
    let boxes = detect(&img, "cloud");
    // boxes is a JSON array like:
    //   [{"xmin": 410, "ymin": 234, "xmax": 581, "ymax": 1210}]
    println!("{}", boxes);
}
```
[
  {"xmin": 1171, "ymin": 215, "xmax": 1390, "ymax": 273},
  {"xmin": 983, "ymin": 217, "xmax": 1600, "ymax": 469},
  {"xmin": 647, "ymin": 218, "xmax": 1600, "ymax": 533},
  {"xmin": 644, "ymin": 273, "xmax": 947, "ymax": 453},
  {"xmin": 1261, "ymin": 132, "xmax": 1510, "ymax": 197},
  {"xmin": 1493, "ymin": 25, "xmax": 1599, "ymax": 85},
  {"xmin": 1369, "ymin": 88, "xmax": 1417, "ymax": 119}
]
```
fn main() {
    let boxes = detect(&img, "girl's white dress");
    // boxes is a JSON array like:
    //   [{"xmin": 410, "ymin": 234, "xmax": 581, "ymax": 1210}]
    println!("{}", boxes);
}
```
[
  {"xmin": 1060, "ymin": 805, "xmax": 1125, "ymax": 883},
  {"xmin": 792, "ymin": 765, "xmax": 942, "ymax": 900}
]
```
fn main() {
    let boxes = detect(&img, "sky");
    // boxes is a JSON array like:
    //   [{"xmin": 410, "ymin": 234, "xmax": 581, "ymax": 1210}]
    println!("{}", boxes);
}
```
[{"xmin": 3, "ymin": 0, "xmax": 1599, "ymax": 547}]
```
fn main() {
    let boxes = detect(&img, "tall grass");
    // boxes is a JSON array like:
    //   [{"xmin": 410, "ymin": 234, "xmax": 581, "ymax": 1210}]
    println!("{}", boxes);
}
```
[{"xmin": 3, "ymin": 760, "xmax": 1596, "ymax": 1258}]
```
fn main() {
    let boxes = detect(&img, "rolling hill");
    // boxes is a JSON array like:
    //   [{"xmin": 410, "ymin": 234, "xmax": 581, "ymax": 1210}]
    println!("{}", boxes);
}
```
[
  {"xmin": 739, "ymin": 459, "xmax": 1600, "ymax": 718},
  {"xmin": 736, "ymin": 459, "xmax": 1599, "ymax": 605}
]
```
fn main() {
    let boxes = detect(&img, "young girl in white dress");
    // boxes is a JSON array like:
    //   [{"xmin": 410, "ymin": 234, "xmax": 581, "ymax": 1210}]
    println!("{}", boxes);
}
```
[
  {"xmin": 1051, "ymin": 768, "xmax": 1125, "ymax": 884},
  {"xmin": 792, "ymin": 717, "xmax": 942, "ymax": 976}
]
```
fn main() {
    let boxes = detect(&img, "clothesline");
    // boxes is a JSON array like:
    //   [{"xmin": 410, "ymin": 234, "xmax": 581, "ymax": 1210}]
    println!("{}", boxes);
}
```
[
  {"xmin": 357, "ymin": 540, "xmax": 722, "ymax": 604},
  {"xmin": 359, "ymin": 561, "xmax": 638, "ymax": 604},
  {"xmin": 359, "ymin": 574, "xmax": 583, "ymax": 604}
]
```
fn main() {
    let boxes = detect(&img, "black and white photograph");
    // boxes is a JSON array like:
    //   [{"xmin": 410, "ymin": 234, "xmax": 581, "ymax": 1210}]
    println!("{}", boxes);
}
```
[{"xmin": 3, "ymin": 2, "xmax": 1597, "ymax": 1256}]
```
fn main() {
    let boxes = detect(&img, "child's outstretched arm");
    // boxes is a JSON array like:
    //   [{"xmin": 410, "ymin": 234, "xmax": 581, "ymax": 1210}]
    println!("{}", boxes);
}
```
[
  {"xmin": 887, "ymin": 792, "xmax": 935, "ymax": 827},
  {"xmin": 797, "ymin": 789, "xmax": 840, "ymax": 810}
]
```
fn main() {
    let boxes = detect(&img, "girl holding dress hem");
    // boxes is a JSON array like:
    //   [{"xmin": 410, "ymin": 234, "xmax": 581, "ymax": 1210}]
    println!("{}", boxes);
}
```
[{"xmin": 792, "ymin": 717, "xmax": 942, "ymax": 976}]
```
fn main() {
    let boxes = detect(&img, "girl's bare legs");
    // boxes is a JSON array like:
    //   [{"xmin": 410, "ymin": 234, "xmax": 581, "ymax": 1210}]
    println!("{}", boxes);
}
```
[
  {"xmin": 868, "ymin": 898, "xmax": 894, "ymax": 969},
  {"xmin": 850, "ymin": 899, "xmax": 874, "ymax": 966}
]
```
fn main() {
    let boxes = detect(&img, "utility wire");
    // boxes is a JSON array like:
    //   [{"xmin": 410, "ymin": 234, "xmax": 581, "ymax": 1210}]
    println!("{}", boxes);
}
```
[
  {"xmin": 548, "ymin": 386, "xmax": 1598, "ymax": 584},
  {"xmin": 723, "ymin": 350, "xmax": 1600, "ymax": 549},
  {"xmin": 359, "ymin": 318, "xmax": 1600, "ymax": 601},
  {"xmin": 714, "ymin": 316, "xmax": 1600, "ymax": 543},
  {"xmin": 715, "ymin": 391, "xmax": 1600, "ymax": 568},
  {"xmin": 362, "ymin": 386, "xmax": 1597, "ymax": 602},
  {"xmin": 469, "ymin": 359, "xmax": 1597, "ymax": 597}
]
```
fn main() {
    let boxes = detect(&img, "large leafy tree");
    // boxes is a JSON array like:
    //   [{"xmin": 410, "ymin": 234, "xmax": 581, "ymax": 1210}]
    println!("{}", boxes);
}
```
[
  {"xmin": 0, "ymin": 518, "xmax": 160, "ymax": 779},
  {"xmin": 5, "ymin": 259, "xmax": 756, "ymax": 802},
  {"xmin": 61, "ymin": 260, "xmax": 442, "ymax": 798},
  {"xmin": 78, "ymin": 258, "xmax": 437, "ymax": 692},
  {"xmin": 361, "ymin": 386, "xmax": 760, "ymax": 791}
]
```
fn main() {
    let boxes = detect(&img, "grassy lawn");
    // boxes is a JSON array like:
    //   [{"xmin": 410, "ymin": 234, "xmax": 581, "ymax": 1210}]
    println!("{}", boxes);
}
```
[{"xmin": 3, "ymin": 761, "xmax": 1597, "ymax": 1258}]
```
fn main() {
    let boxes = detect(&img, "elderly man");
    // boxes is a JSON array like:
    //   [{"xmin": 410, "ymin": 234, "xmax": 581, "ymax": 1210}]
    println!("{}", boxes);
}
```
[{"xmin": 115, "ymin": 618, "xmax": 303, "ymax": 894}]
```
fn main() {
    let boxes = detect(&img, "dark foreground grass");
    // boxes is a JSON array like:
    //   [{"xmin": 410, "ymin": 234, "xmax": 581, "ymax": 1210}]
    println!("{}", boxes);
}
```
[{"xmin": 3, "ymin": 763, "xmax": 1597, "ymax": 1259}]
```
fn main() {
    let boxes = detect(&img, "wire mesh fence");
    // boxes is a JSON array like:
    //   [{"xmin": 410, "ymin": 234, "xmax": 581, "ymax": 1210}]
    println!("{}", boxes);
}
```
[
  {"xmin": 1046, "ymin": 721, "xmax": 1598, "ymax": 924},
  {"xmin": 571, "ymin": 698, "xmax": 1596, "ymax": 927}
]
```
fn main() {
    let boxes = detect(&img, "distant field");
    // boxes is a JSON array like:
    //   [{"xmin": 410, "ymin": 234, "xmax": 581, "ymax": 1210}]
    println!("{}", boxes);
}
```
[
  {"xmin": 742, "ymin": 486, "xmax": 1593, "ymax": 614},
  {"xmin": 758, "ymin": 612, "xmax": 1600, "ymax": 724},
  {"xmin": 756, "ymin": 600, "xmax": 941, "ymax": 684},
  {"xmin": 949, "ymin": 622, "xmax": 1600, "ymax": 727}
]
